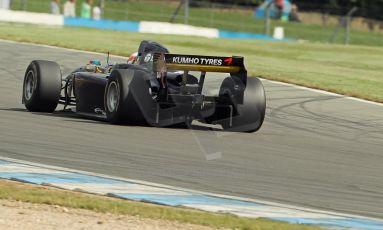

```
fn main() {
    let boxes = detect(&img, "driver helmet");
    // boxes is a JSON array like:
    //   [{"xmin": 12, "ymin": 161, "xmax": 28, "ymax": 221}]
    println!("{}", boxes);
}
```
[{"xmin": 89, "ymin": 59, "xmax": 101, "ymax": 66}]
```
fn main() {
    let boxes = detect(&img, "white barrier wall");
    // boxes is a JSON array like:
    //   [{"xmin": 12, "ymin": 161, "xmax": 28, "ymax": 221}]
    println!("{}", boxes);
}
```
[
  {"xmin": 139, "ymin": 21, "xmax": 219, "ymax": 38},
  {"xmin": 0, "ymin": 0, "xmax": 10, "ymax": 9},
  {"xmin": 0, "ymin": 10, "xmax": 64, "ymax": 26}
]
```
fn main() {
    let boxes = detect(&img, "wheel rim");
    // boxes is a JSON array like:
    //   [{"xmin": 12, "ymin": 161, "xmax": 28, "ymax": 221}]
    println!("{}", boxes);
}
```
[
  {"xmin": 24, "ymin": 70, "xmax": 35, "ymax": 101},
  {"xmin": 107, "ymin": 81, "xmax": 119, "ymax": 112}
]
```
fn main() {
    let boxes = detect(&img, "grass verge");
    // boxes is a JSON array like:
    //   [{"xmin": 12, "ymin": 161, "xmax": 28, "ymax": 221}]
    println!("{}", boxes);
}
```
[
  {"xmin": 0, "ymin": 180, "xmax": 321, "ymax": 230},
  {"xmin": 0, "ymin": 23, "xmax": 382, "ymax": 103}
]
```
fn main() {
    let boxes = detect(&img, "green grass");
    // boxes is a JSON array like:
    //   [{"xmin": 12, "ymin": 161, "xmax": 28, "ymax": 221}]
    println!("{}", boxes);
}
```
[
  {"xmin": 0, "ymin": 180, "xmax": 321, "ymax": 230},
  {"xmin": 1, "ymin": 23, "xmax": 382, "ymax": 103},
  {"xmin": 8, "ymin": 0, "xmax": 383, "ymax": 46}
]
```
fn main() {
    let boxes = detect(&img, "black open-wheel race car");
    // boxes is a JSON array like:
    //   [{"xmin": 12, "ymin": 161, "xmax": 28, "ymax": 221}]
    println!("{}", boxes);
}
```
[{"xmin": 22, "ymin": 40, "xmax": 266, "ymax": 132}]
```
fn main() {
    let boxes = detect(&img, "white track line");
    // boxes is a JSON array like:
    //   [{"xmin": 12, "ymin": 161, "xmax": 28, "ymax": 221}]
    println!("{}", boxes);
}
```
[
  {"xmin": 0, "ymin": 39, "xmax": 127, "ymax": 59},
  {"xmin": 261, "ymin": 78, "xmax": 383, "ymax": 107}
]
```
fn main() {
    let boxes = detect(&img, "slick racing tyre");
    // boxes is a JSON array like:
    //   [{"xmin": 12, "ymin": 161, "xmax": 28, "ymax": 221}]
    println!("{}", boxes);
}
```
[
  {"xmin": 104, "ymin": 69, "xmax": 147, "ymax": 125},
  {"xmin": 214, "ymin": 77, "xmax": 266, "ymax": 133},
  {"xmin": 22, "ymin": 60, "xmax": 62, "ymax": 112}
]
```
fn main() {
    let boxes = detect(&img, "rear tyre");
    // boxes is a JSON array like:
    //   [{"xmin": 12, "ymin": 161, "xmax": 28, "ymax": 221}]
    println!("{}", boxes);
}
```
[
  {"xmin": 104, "ymin": 69, "xmax": 147, "ymax": 125},
  {"xmin": 22, "ymin": 60, "xmax": 62, "ymax": 112},
  {"xmin": 214, "ymin": 77, "xmax": 266, "ymax": 133}
]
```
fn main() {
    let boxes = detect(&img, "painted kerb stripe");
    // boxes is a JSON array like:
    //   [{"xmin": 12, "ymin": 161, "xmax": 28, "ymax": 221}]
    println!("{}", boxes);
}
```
[{"xmin": 1, "ymin": 159, "xmax": 382, "ymax": 229}]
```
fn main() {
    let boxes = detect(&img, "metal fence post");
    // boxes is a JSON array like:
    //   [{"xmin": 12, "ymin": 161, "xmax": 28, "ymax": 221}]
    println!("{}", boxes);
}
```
[
  {"xmin": 345, "ymin": 6, "xmax": 358, "ymax": 45},
  {"xmin": 22, "ymin": 0, "xmax": 27, "ymax": 11},
  {"xmin": 264, "ymin": 1, "xmax": 272, "ymax": 36},
  {"xmin": 100, "ymin": 0, "xmax": 105, "ymax": 17},
  {"xmin": 170, "ymin": 0, "xmax": 184, "ymax": 23},
  {"xmin": 184, "ymin": 0, "xmax": 189, "ymax": 25}
]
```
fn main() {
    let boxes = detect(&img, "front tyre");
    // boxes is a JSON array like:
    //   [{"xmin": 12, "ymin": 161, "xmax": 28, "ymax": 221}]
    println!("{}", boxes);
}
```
[{"xmin": 22, "ymin": 60, "xmax": 62, "ymax": 112}]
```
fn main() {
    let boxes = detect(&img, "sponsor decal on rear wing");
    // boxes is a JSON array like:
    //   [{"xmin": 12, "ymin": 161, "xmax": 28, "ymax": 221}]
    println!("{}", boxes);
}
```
[{"xmin": 153, "ymin": 53, "xmax": 244, "ymax": 73}]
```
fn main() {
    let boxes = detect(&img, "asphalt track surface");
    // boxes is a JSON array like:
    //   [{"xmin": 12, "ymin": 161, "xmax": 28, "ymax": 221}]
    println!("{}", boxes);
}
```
[{"xmin": 1, "ymin": 41, "xmax": 383, "ymax": 219}]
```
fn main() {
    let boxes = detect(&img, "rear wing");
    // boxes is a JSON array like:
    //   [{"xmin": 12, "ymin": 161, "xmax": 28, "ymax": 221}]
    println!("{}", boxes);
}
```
[{"xmin": 153, "ymin": 53, "xmax": 245, "ymax": 73}]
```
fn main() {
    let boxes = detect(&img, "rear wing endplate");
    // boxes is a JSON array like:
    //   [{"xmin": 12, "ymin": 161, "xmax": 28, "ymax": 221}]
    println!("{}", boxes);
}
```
[{"xmin": 153, "ymin": 53, "xmax": 245, "ymax": 73}]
